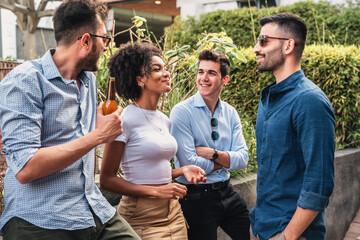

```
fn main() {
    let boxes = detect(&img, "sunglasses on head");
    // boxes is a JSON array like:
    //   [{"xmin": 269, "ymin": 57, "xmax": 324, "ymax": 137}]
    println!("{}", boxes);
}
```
[
  {"xmin": 256, "ymin": 35, "xmax": 290, "ymax": 47},
  {"xmin": 78, "ymin": 33, "xmax": 112, "ymax": 48},
  {"xmin": 211, "ymin": 118, "xmax": 219, "ymax": 141}
]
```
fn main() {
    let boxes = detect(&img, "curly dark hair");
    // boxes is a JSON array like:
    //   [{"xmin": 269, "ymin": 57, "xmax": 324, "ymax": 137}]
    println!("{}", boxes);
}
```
[
  {"xmin": 108, "ymin": 41, "xmax": 162, "ymax": 101},
  {"xmin": 198, "ymin": 50, "xmax": 230, "ymax": 78}
]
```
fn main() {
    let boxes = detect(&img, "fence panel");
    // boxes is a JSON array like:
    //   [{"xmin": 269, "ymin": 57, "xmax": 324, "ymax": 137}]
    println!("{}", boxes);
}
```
[{"xmin": 0, "ymin": 61, "xmax": 20, "ymax": 81}]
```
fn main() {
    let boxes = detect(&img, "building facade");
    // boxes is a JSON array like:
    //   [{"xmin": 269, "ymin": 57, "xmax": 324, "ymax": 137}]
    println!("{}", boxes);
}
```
[{"xmin": 0, "ymin": 0, "xmax": 178, "ymax": 61}]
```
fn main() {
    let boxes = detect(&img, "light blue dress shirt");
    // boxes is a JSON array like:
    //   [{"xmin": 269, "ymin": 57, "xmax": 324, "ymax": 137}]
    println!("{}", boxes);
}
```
[
  {"xmin": 170, "ymin": 92, "xmax": 249, "ymax": 184},
  {"xmin": 0, "ymin": 50, "xmax": 115, "ymax": 233}
]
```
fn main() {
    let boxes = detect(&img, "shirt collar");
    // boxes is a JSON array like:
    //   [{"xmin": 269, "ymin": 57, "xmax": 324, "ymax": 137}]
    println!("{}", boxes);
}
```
[
  {"xmin": 193, "ymin": 91, "xmax": 223, "ymax": 110},
  {"xmin": 270, "ymin": 70, "xmax": 304, "ymax": 93},
  {"xmin": 41, "ymin": 49, "xmax": 62, "ymax": 81},
  {"xmin": 40, "ymin": 49, "xmax": 90, "ymax": 87},
  {"xmin": 261, "ymin": 70, "xmax": 304, "ymax": 98}
]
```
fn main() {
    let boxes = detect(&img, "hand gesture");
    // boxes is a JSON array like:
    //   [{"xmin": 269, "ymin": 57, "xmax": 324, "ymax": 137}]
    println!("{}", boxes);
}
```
[
  {"xmin": 154, "ymin": 183, "xmax": 188, "ymax": 199},
  {"xmin": 183, "ymin": 165, "xmax": 207, "ymax": 184},
  {"xmin": 95, "ymin": 103, "xmax": 123, "ymax": 143}
]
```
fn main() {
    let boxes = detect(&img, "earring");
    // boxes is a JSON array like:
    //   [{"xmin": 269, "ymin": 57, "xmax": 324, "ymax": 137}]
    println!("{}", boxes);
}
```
[{"xmin": 139, "ymin": 83, "xmax": 145, "ymax": 89}]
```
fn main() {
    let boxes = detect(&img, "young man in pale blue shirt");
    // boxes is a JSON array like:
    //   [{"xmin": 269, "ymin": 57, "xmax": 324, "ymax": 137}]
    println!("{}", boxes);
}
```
[
  {"xmin": 170, "ymin": 50, "xmax": 250, "ymax": 240},
  {"xmin": 0, "ymin": 1, "xmax": 139, "ymax": 239}
]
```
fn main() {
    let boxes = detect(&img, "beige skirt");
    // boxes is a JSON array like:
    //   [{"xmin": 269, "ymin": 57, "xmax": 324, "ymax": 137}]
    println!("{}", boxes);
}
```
[{"xmin": 118, "ymin": 196, "xmax": 188, "ymax": 240}]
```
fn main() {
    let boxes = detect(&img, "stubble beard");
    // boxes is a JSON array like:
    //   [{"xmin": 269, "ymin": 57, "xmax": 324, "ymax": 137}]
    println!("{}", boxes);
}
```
[
  {"xmin": 258, "ymin": 46, "xmax": 285, "ymax": 73},
  {"xmin": 77, "ymin": 42, "xmax": 100, "ymax": 72}
]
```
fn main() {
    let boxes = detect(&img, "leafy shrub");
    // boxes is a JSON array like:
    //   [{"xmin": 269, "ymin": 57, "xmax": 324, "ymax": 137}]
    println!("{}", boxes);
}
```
[
  {"xmin": 303, "ymin": 45, "xmax": 360, "ymax": 148},
  {"xmin": 97, "ymin": 16, "xmax": 359, "ymax": 178},
  {"xmin": 165, "ymin": 1, "xmax": 360, "ymax": 49},
  {"xmin": 222, "ymin": 45, "xmax": 360, "ymax": 151}
]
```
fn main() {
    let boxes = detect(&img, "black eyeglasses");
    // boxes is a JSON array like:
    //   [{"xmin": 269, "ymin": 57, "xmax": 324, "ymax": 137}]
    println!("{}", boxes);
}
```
[
  {"xmin": 256, "ymin": 35, "xmax": 290, "ymax": 47},
  {"xmin": 211, "ymin": 118, "xmax": 219, "ymax": 141},
  {"xmin": 78, "ymin": 33, "xmax": 112, "ymax": 48}
]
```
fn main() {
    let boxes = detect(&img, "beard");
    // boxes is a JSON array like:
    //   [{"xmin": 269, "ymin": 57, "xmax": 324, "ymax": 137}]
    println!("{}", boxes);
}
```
[
  {"xmin": 257, "ymin": 45, "xmax": 285, "ymax": 72},
  {"xmin": 77, "ymin": 43, "xmax": 100, "ymax": 72}
]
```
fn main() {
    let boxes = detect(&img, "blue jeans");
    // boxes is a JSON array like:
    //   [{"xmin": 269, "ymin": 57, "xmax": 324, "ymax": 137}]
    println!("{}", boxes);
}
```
[{"xmin": 179, "ymin": 182, "xmax": 250, "ymax": 240}]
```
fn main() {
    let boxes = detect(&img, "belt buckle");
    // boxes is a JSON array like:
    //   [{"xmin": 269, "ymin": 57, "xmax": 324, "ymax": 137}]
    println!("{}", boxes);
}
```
[{"xmin": 211, "ymin": 182, "xmax": 222, "ymax": 190}]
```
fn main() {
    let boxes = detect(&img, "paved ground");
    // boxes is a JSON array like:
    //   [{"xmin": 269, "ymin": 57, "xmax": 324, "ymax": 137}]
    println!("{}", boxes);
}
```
[{"xmin": 344, "ymin": 207, "xmax": 360, "ymax": 240}]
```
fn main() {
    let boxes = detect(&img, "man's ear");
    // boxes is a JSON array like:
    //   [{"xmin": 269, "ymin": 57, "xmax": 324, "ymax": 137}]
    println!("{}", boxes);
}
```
[
  {"xmin": 78, "ymin": 33, "xmax": 91, "ymax": 50},
  {"xmin": 284, "ymin": 39, "xmax": 296, "ymax": 55},
  {"xmin": 222, "ymin": 75, "xmax": 230, "ymax": 86}
]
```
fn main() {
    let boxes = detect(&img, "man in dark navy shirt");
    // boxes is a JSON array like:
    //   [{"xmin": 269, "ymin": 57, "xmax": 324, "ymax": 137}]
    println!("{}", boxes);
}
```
[{"xmin": 250, "ymin": 13, "xmax": 335, "ymax": 240}]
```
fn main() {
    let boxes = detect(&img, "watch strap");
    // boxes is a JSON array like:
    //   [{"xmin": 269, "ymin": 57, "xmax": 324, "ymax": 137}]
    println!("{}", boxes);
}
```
[{"xmin": 212, "ymin": 148, "xmax": 219, "ymax": 161}]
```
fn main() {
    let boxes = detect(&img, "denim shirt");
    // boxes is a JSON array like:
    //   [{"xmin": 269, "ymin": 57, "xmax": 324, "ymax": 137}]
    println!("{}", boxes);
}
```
[
  {"xmin": 0, "ymin": 50, "xmax": 115, "ymax": 233},
  {"xmin": 170, "ymin": 92, "xmax": 248, "ymax": 184},
  {"xmin": 249, "ymin": 70, "xmax": 335, "ymax": 240}
]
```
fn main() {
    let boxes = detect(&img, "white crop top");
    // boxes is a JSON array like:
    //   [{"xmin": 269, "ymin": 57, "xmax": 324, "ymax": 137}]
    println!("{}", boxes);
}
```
[{"xmin": 115, "ymin": 104, "xmax": 177, "ymax": 185}]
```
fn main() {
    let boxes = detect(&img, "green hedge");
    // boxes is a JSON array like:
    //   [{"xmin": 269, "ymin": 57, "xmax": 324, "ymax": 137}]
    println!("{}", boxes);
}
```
[
  {"xmin": 96, "ymin": 44, "xmax": 359, "ymax": 176},
  {"xmin": 163, "ymin": 1, "xmax": 360, "ymax": 176},
  {"xmin": 165, "ymin": 1, "xmax": 360, "ymax": 49},
  {"xmin": 222, "ymin": 45, "xmax": 360, "ymax": 150}
]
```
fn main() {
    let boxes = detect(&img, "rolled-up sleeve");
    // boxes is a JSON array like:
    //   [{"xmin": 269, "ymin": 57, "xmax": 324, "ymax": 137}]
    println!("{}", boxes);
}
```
[
  {"xmin": 294, "ymin": 91, "xmax": 335, "ymax": 211},
  {"xmin": 170, "ymin": 106, "xmax": 215, "ymax": 174},
  {"xmin": 0, "ymin": 68, "xmax": 43, "ymax": 175},
  {"xmin": 225, "ymin": 109, "xmax": 248, "ymax": 170}
]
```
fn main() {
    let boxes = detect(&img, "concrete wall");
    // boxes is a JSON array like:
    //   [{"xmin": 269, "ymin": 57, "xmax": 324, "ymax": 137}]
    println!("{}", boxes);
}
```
[
  {"xmin": 325, "ymin": 148, "xmax": 360, "ymax": 240},
  {"xmin": 217, "ymin": 148, "xmax": 360, "ymax": 240}
]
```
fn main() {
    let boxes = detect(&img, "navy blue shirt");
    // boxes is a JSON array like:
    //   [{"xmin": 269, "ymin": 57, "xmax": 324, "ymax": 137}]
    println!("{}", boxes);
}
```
[{"xmin": 249, "ymin": 70, "xmax": 335, "ymax": 240}]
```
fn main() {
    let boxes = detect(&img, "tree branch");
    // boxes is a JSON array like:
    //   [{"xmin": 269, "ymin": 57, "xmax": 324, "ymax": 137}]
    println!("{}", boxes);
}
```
[
  {"xmin": 0, "ymin": 1, "xmax": 30, "ymax": 14},
  {"xmin": 37, "ymin": 9, "xmax": 53, "ymax": 17},
  {"xmin": 37, "ymin": 0, "xmax": 48, "ymax": 11},
  {"xmin": 27, "ymin": 0, "xmax": 34, "ymax": 10}
]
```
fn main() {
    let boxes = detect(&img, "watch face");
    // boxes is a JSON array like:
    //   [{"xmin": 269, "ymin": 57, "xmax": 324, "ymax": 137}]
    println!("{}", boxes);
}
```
[{"xmin": 213, "ymin": 152, "xmax": 219, "ymax": 160}]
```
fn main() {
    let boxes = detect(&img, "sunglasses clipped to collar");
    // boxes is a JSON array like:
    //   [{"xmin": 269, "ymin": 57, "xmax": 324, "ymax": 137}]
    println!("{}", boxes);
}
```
[
  {"xmin": 256, "ymin": 35, "xmax": 290, "ymax": 47},
  {"xmin": 211, "ymin": 118, "xmax": 219, "ymax": 141},
  {"xmin": 78, "ymin": 33, "xmax": 112, "ymax": 48}
]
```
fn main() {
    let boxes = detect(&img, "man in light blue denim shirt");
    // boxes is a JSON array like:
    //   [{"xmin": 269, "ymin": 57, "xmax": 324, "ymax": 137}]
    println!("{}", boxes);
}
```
[
  {"xmin": 250, "ymin": 13, "xmax": 335, "ymax": 240},
  {"xmin": 0, "ymin": 1, "xmax": 139, "ymax": 239},
  {"xmin": 170, "ymin": 50, "xmax": 250, "ymax": 240}
]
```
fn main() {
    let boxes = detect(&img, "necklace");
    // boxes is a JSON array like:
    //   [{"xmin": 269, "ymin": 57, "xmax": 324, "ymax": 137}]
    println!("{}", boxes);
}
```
[{"xmin": 133, "ymin": 102, "xmax": 166, "ymax": 135}]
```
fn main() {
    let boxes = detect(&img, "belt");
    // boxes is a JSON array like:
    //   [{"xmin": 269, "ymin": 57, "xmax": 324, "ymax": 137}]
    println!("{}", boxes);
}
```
[{"xmin": 185, "ymin": 179, "xmax": 230, "ymax": 192}]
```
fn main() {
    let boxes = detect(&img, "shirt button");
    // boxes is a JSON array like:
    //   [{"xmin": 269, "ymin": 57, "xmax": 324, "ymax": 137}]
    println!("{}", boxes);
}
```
[
  {"xmin": 259, "ymin": 182, "xmax": 263, "ymax": 186},
  {"xmin": 262, "ymin": 138, "xmax": 266, "ymax": 142},
  {"xmin": 265, "ymin": 117, "xmax": 269, "ymax": 120},
  {"xmin": 261, "ymin": 161, "xmax": 264, "ymax": 164}
]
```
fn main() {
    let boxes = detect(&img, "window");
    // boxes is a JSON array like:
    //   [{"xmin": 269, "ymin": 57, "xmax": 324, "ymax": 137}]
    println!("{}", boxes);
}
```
[{"xmin": 237, "ymin": 0, "xmax": 277, "ymax": 8}]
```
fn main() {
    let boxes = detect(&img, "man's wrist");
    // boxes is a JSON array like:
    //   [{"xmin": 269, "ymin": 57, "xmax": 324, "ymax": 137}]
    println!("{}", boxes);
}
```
[
  {"xmin": 90, "ymin": 128, "xmax": 105, "ymax": 146},
  {"xmin": 283, "ymin": 227, "xmax": 296, "ymax": 240}
]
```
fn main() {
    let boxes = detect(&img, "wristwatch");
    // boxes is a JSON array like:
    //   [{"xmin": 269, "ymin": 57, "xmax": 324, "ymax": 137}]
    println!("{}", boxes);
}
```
[{"xmin": 212, "ymin": 148, "xmax": 218, "ymax": 161}]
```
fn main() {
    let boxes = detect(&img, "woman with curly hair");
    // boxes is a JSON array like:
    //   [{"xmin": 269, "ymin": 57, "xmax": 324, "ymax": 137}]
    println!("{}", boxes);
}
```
[{"xmin": 100, "ymin": 41, "xmax": 206, "ymax": 239}]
